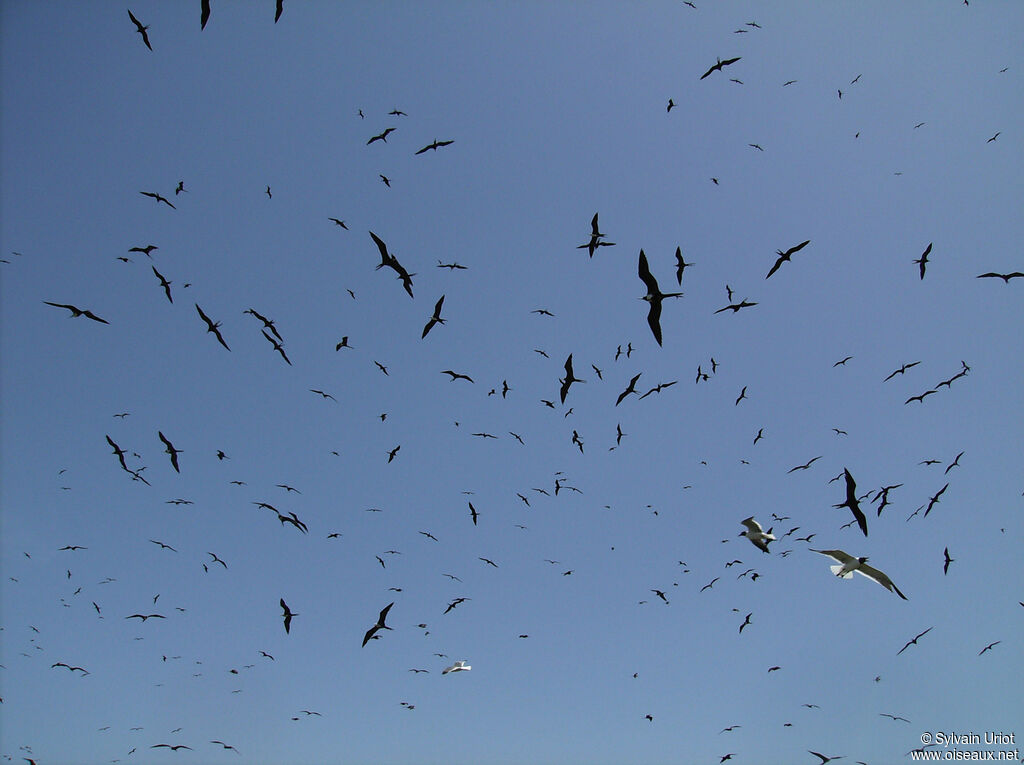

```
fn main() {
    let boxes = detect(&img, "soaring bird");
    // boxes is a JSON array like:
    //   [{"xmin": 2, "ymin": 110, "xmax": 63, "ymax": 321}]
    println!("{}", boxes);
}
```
[
  {"xmin": 415, "ymin": 139, "xmax": 454, "ymax": 154},
  {"xmin": 139, "ymin": 191, "xmax": 175, "ymax": 208},
  {"xmin": 811, "ymin": 549, "xmax": 907, "ymax": 599},
  {"xmin": 740, "ymin": 517, "xmax": 775, "ymax": 553},
  {"xmin": 280, "ymin": 599, "xmax": 296, "ymax": 634},
  {"xmin": 923, "ymin": 483, "xmax": 949, "ymax": 517},
  {"xmin": 976, "ymin": 271, "xmax": 1023, "ymax": 282},
  {"xmin": 914, "ymin": 242, "xmax": 932, "ymax": 279},
  {"xmin": 715, "ymin": 299, "xmax": 757, "ymax": 314},
  {"xmin": 421, "ymin": 295, "xmax": 446, "ymax": 338},
  {"xmin": 158, "ymin": 431, "xmax": 182, "ymax": 473},
  {"xmin": 637, "ymin": 249, "xmax": 682, "ymax": 346},
  {"xmin": 362, "ymin": 602, "xmax": 394, "ymax": 646},
  {"xmin": 442, "ymin": 660, "xmax": 471, "ymax": 674},
  {"xmin": 700, "ymin": 56, "xmax": 741, "ymax": 79},
  {"xmin": 367, "ymin": 128, "xmax": 396, "ymax": 145},
  {"xmin": 441, "ymin": 369, "xmax": 474, "ymax": 383},
  {"xmin": 328, "ymin": 217, "xmax": 349, "ymax": 229},
  {"xmin": 468, "ymin": 501, "xmax": 479, "ymax": 526},
  {"xmin": 943, "ymin": 547, "xmax": 954, "ymax": 575},
  {"xmin": 834, "ymin": 468, "xmax": 868, "ymax": 536},
  {"xmin": 195, "ymin": 304, "xmax": 230, "ymax": 350},
  {"xmin": 896, "ymin": 626, "xmax": 933, "ymax": 655},
  {"xmin": 43, "ymin": 301, "xmax": 109, "ymax": 324},
  {"xmin": 674, "ymin": 247, "xmax": 693, "ymax": 285},
  {"xmin": 766, "ymin": 239, "xmax": 811, "ymax": 279},
  {"xmin": 127, "ymin": 9, "xmax": 152, "ymax": 50},
  {"xmin": 369, "ymin": 231, "xmax": 414, "ymax": 297},
  {"xmin": 151, "ymin": 266, "xmax": 173, "ymax": 303},
  {"xmin": 559, "ymin": 354, "xmax": 585, "ymax": 403},
  {"xmin": 576, "ymin": 213, "xmax": 616, "ymax": 258},
  {"xmin": 884, "ymin": 361, "xmax": 921, "ymax": 381},
  {"xmin": 615, "ymin": 373, "xmax": 642, "ymax": 406}
]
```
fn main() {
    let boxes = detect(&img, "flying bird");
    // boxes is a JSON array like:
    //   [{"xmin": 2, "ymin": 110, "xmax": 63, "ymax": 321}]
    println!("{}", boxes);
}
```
[
  {"xmin": 976, "ymin": 271, "xmax": 1023, "ymax": 282},
  {"xmin": 559, "ymin": 353, "xmax": 585, "ymax": 403},
  {"xmin": 896, "ymin": 626, "xmax": 933, "ymax": 655},
  {"xmin": 280, "ymin": 599, "xmax": 296, "ymax": 634},
  {"xmin": 615, "ymin": 373, "xmax": 642, "ymax": 406},
  {"xmin": 441, "ymin": 370, "xmax": 474, "ymax": 383},
  {"xmin": 943, "ymin": 547, "xmax": 954, "ymax": 575},
  {"xmin": 765, "ymin": 239, "xmax": 811, "ymax": 280},
  {"xmin": 923, "ymin": 482, "xmax": 949, "ymax": 517},
  {"xmin": 674, "ymin": 247, "xmax": 693, "ymax": 285},
  {"xmin": 415, "ymin": 139, "xmax": 454, "ymax": 154},
  {"xmin": 715, "ymin": 299, "xmax": 757, "ymax": 314},
  {"xmin": 151, "ymin": 266, "xmax": 173, "ymax": 303},
  {"xmin": 158, "ymin": 431, "xmax": 182, "ymax": 473},
  {"xmin": 834, "ymin": 468, "xmax": 868, "ymax": 536},
  {"xmin": 195, "ymin": 304, "xmax": 230, "ymax": 350},
  {"xmin": 637, "ymin": 249, "xmax": 682, "ymax": 346},
  {"xmin": 978, "ymin": 641, "xmax": 1001, "ymax": 655},
  {"xmin": 367, "ymin": 128, "xmax": 396, "ymax": 145},
  {"xmin": 740, "ymin": 517, "xmax": 775, "ymax": 553},
  {"xmin": 442, "ymin": 660, "xmax": 471, "ymax": 674},
  {"xmin": 468, "ymin": 501, "xmax": 479, "ymax": 526},
  {"xmin": 914, "ymin": 242, "xmax": 932, "ymax": 279},
  {"xmin": 884, "ymin": 361, "xmax": 921, "ymax": 381},
  {"xmin": 43, "ymin": 301, "xmax": 109, "ymax": 324},
  {"xmin": 362, "ymin": 602, "xmax": 394, "ymax": 647},
  {"xmin": 139, "ymin": 191, "xmax": 175, "ymax": 208},
  {"xmin": 127, "ymin": 9, "xmax": 152, "ymax": 50},
  {"xmin": 700, "ymin": 56, "xmax": 741, "ymax": 79},
  {"xmin": 787, "ymin": 455, "xmax": 822, "ymax": 473},
  {"xmin": 421, "ymin": 295, "xmax": 446, "ymax": 338},
  {"xmin": 811, "ymin": 549, "xmax": 907, "ymax": 599},
  {"xmin": 328, "ymin": 217, "xmax": 348, "ymax": 229}
]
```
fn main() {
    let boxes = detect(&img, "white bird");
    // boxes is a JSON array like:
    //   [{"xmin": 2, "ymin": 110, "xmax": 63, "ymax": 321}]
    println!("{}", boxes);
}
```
[
  {"xmin": 442, "ymin": 660, "xmax": 471, "ymax": 674},
  {"xmin": 811, "ymin": 549, "xmax": 907, "ymax": 599},
  {"xmin": 740, "ymin": 517, "xmax": 775, "ymax": 553}
]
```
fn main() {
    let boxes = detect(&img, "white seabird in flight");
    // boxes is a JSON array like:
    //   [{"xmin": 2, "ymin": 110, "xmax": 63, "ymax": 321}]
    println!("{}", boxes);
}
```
[
  {"xmin": 740, "ymin": 517, "xmax": 775, "ymax": 553},
  {"xmin": 811, "ymin": 549, "xmax": 908, "ymax": 599},
  {"xmin": 442, "ymin": 660, "xmax": 471, "ymax": 675}
]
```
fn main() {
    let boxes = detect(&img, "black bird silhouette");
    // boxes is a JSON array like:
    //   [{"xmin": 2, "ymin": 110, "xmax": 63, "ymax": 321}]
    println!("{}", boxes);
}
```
[
  {"xmin": 43, "ymin": 301, "xmax": 109, "ymax": 324},
  {"xmin": 129, "ymin": 244, "xmax": 158, "ymax": 257},
  {"xmin": 943, "ymin": 547, "xmax": 954, "ymax": 575},
  {"xmin": 615, "ymin": 374, "xmax": 642, "ymax": 406},
  {"xmin": 380, "ymin": 174, "xmax": 391, "ymax": 187},
  {"xmin": 905, "ymin": 390, "xmax": 937, "ymax": 405},
  {"xmin": 469, "ymin": 501, "xmax": 479, "ymax": 526},
  {"xmin": 923, "ymin": 483, "xmax": 949, "ymax": 518},
  {"xmin": 976, "ymin": 271, "xmax": 1023, "ymax": 282},
  {"xmin": 367, "ymin": 128, "xmax": 396, "ymax": 145},
  {"xmin": 986, "ymin": 131, "xmax": 1000, "ymax": 143},
  {"xmin": 738, "ymin": 613, "xmax": 752, "ymax": 633},
  {"xmin": 559, "ymin": 353, "xmax": 585, "ymax": 403},
  {"xmin": 158, "ymin": 432, "xmax": 182, "ymax": 473},
  {"xmin": 369, "ymin": 231, "xmax": 414, "ymax": 297},
  {"xmin": 914, "ymin": 242, "xmax": 932, "ymax": 279},
  {"xmin": 309, "ymin": 388, "xmax": 336, "ymax": 401},
  {"xmin": 884, "ymin": 361, "xmax": 921, "ymax": 381},
  {"xmin": 715, "ymin": 299, "xmax": 757, "ymax": 314},
  {"xmin": 151, "ymin": 266, "xmax": 173, "ymax": 303},
  {"xmin": 243, "ymin": 307, "xmax": 282, "ymax": 341},
  {"xmin": 362, "ymin": 602, "xmax": 394, "ymax": 646},
  {"xmin": 944, "ymin": 451, "xmax": 964, "ymax": 475},
  {"xmin": 262, "ymin": 330, "xmax": 291, "ymax": 365},
  {"xmin": 151, "ymin": 744, "xmax": 192, "ymax": 751},
  {"xmin": 106, "ymin": 435, "xmax": 129, "ymax": 471},
  {"xmin": 441, "ymin": 369, "xmax": 474, "ymax": 383},
  {"xmin": 139, "ymin": 191, "xmax": 175, "ymax": 208},
  {"xmin": 328, "ymin": 217, "xmax": 349, "ymax": 229},
  {"xmin": 280, "ymin": 598, "xmax": 296, "ymax": 634},
  {"xmin": 835, "ymin": 468, "xmax": 868, "ymax": 536},
  {"xmin": 415, "ymin": 139, "xmax": 454, "ymax": 154},
  {"xmin": 210, "ymin": 740, "xmax": 239, "ymax": 753},
  {"xmin": 577, "ymin": 213, "xmax": 616, "ymax": 258},
  {"xmin": 275, "ymin": 0, "xmax": 283, "ymax": 23},
  {"xmin": 150, "ymin": 538, "xmax": 177, "ymax": 552},
  {"xmin": 674, "ymin": 247, "xmax": 693, "ymax": 285},
  {"xmin": 765, "ymin": 240, "xmax": 811, "ymax": 279},
  {"xmin": 897, "ymin": 626, "xmax": 933, "ymax": 655},
  {"xmin": 978, "ymin": 641, "xmax": 1000, "ymax": 655},
  {"xmin": 638, "ymin": 249, "xmax": 682, "ymax": 346},
  {"xmin": 700, "ymin": 56, "xmax": 741, "ymax": 79},
  {"xmin": 422, "ymin": 295, "xmax": 446, "ymax": 338},
  {"xmin": 787, "ymin": 455, "xmax": 822, "ymax": 473},
  {"xmin": 126, "ymin": 613, "xmax": 165, "ymax": 621},
  {"xmin": 734, "ymin": 386, "xmax": 747, "ymax": 406},
  {"xmin": 200, "ymin": 0, "xmax": 211, "ymax": 29},
  {"xmin": 195, "ymin": 304, "xmax": 230, "ymax": 350},
  {"xmin": 127, "ymin": 9, "xmax": 152, "ymax": 50},
  {"xmin": 808, "ymin": 752, "xmax": 842, "ymax": 764}
]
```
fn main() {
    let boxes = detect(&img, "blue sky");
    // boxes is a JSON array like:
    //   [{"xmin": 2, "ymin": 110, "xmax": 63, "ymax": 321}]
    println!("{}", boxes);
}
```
[{"xmin": 2, "ymin": 2, "xmax": 1022, "ymax": 763}]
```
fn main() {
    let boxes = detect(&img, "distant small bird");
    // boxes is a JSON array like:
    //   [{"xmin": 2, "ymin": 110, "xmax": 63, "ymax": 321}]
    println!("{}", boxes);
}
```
[
  {"xmin": 421, "ymin": 295, "xmax": 446, "ymax": 338},
  {"xmin": 442, "ymin": 660, "xmax": 471, "ymax": 674},
  {"xmin": 943, "ymin": 547, "xmax": 954, "ymax": 575},
  {"xmin": 986, "ymin": 132, "xmax": 1000, "ymax": 143},
  {"xmin": 127, "ymin": 9, "xmax": 152, "ymax": 50},
  {"xmin": 140, "ymin": 190, "xmax": 175, "ymax": 208},
  {"xmin": 415, "ymin": 139, "xmax": 454, "ymax": 154},
  {"xmin": 700, "ymin": 56, "xmax": 741, "ymax": 80},
  {"xmin": 367, "ymin": 128, "xmax": 396, "ymax": 145},
  {"xmin": 280, "ymin": 598, "xmax": 296, "ymax": 634},
  {"xmin": 976, "ymin": 271, "xmax": 1023, "ymax": 282},
  {"xmin": 897, "ymin": 626, "xmax": 933, "ymax": 655},
  {"xmin": 914, "ymin": 242, "xmax": 932, "ymax": 279},
  {"xmin": 978, "ymin": 640, "xmax": 1001, "ymax": 655},
  {"xmin": 43, "ymin": 301, "xmax": 109, "ymax": 324},
  {"xmin": 667, "ymin": 99, "xmax": 675, "ymax": 112},
  {"xmin": 328, "ymin": 218, "xmax": 348, "ymax": 229}
]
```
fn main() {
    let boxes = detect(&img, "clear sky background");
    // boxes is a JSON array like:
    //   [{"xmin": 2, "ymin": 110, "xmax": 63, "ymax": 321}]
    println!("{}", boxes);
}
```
[{"xmin": 2, "ymin": 2, "xmax": 1022, "ymax": 764}]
